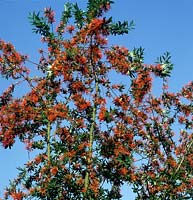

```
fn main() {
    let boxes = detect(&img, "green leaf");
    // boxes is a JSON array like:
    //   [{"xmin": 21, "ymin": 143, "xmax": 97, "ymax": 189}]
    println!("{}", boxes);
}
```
[
  {"xmin": 62, "ymin": 2, "xmax": 73, "ymax": 24},
  {"xmin": 87, "ymin": 0, "xmax": 114, "ymax": 20},
  {"xmin": 28, "ymin": 12, "xmax": 53, "ymax": 39},
  {"xmin": 32, "ymin": 140, "xmax": 45, "ymax": 149},
  {"xmin": 73, "ymin": 3, "xmax": 85, "ymax": 28},
  {"xmin": 133, "ymin": 46, "xmax": 144, "ymax": 63},
  {"xmin": 110, "ymin": 20, "xmax": 130, "ymax": 35},
  {"xmin": 156, "ymin": 52, "xmax": 174, "ymax": 77}
]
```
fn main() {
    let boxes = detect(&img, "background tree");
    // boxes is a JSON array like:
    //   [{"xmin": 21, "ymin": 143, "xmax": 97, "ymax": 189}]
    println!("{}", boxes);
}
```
[{"xmin": 0, "ymin": 0, "xmax": 192, "ymax": 199}]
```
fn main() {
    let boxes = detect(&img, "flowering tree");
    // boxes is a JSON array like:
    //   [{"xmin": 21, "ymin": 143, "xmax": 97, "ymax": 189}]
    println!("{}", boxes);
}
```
[{"xmin": 0, "ymin": 1, "xmax": 193, "ymax": 199}]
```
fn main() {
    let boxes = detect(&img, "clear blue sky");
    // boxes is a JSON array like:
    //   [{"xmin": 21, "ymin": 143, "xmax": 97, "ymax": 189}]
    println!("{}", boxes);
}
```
[{"xmin": 0, "ymin": 0, "xmax": 193, "ymax": 199}]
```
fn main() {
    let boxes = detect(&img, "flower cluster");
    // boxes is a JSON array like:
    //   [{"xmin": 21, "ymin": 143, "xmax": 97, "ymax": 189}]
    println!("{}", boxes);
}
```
[{"xmin": 1, "ymin": 1, "xmax": 193, "ymax": 199}]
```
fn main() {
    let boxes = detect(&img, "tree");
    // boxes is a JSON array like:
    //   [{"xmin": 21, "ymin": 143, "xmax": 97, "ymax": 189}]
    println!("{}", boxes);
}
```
[{"xmin": 0, "ymin": 0, "xmax": 192, "ymax": 199}]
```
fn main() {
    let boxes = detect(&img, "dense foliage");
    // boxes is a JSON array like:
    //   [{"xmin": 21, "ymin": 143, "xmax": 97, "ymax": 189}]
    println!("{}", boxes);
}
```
[{"xmin": 0, "ymin": 1, "xmax": 192, "ymax": 199}]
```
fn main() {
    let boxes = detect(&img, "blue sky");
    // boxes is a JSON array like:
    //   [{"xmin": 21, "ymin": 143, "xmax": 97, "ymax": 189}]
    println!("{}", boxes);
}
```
[{"xmin": 0, "ymin": 0, "xmax": 193, "ymax": 199}]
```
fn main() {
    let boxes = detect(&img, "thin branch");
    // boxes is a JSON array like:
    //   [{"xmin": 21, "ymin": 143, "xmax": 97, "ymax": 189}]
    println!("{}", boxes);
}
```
[
  {"xmin": 84, "ymin": 77, "xmax": 99, "ymax": 193},
  {"xmin": 175, "ymin": 137, "xmax": 193, "ymax": 174},
  {"xmin": 47, "ymin": 120, "xmax": 51, "ymax": 161}
]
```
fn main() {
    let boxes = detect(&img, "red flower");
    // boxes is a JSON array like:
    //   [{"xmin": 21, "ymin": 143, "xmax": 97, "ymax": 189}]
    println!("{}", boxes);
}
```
[
  {"xmin": 98, "ymin": 106, "xmax": 106, "ymax": 121},
  {"xmin": 119, "ymin": 167, "xmax": 128, "ymax": 176},
  {"xmin": 44, "ymin": 7, "xmax": 55, "ymax": 23},
  {"xmin": 66, "ymin": 25, "xmax": 75, "ymax": 34},
  {"xmin": 10, "ymin": 191, "xmax": 24, "ymax": 200},
  {"xmin": 50, "ymin": 166, "xmax": 58, "ymax": 176}
]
